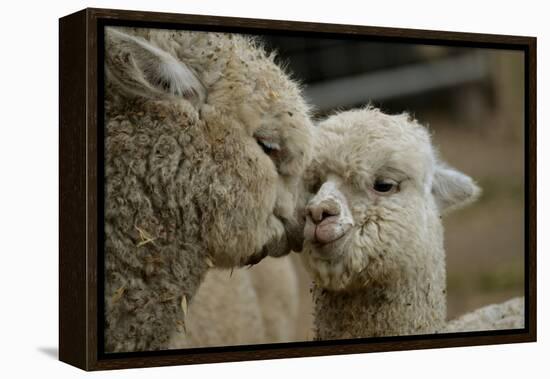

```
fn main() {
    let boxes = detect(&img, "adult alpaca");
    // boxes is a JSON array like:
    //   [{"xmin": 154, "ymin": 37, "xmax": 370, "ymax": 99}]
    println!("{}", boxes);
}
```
[{"xmin": 104, "ymin": 27, "xmax": 312, "ymax": 352}]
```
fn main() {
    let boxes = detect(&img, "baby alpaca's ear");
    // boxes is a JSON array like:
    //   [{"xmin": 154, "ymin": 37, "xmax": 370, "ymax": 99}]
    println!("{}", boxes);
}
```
[
  {"xmin": 432, "ymin": 163, "xmax": 481, "ymax": 215},
  {"xmin": 105, "ymin": 28, "xmax": 206, "ymax": 105}
]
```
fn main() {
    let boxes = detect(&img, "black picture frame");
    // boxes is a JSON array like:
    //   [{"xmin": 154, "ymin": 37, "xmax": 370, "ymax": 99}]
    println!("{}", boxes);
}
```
[{"xmin": 59, "ymin": 7, "xmax": 537, "ymax": 371}]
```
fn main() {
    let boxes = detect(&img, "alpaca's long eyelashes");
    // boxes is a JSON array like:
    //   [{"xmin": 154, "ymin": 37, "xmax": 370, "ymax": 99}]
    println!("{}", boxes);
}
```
[
  {"xmin": 373, "ymin": 179, "xmax": 398, "ymax": 194},
  {"xmin": 255, "ymin": 137, "xmax": 280, "ymax": 156}
]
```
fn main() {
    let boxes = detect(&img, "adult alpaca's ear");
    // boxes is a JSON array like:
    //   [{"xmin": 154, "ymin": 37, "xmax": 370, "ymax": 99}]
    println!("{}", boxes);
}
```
[
  {"xmin": 432, "ymin": 163, "xmax": 481, "ymax": 215},
  {"xmin": 104, "ymin": 28, "xmax": 206, "ymax": 105}
]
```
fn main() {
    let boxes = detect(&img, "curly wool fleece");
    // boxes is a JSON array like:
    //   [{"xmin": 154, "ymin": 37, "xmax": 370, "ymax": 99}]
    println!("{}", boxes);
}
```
[
  {"xmin": 301, "ymin": 107, "xmax": 480, "ymax": 340},
  {"xmin": 446, "ymin": 297, "xmax": 525, "ymax": 333},
  {"xmin": 104, "ymin": 27, "xmax": 312, "ymax": 352}
]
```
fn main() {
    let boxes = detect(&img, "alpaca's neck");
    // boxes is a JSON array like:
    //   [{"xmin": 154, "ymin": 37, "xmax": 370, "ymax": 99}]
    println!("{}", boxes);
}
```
[{"xmin": 313, "ymin": 259, "xmax": 446, "ymax": 340}]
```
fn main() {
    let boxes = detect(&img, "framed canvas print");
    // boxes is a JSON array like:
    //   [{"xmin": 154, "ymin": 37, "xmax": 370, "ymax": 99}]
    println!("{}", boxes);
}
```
[{"xmin": 59, "ymin": 8, "xmax": 536, "ymax": 371}]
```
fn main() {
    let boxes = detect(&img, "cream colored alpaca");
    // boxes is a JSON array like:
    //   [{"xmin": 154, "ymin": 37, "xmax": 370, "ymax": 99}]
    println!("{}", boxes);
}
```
[
  {"xmin": 104, "ymin": 27, "xmax": 313, "ymax": 352},
  {"xmin": 169, "ymin": 256, "xmax": 309, "ymax": 348}
]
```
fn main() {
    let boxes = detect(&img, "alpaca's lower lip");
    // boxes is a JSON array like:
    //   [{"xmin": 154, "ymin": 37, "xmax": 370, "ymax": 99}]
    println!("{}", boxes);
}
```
[
  {"xmin": 314, "ymin": 218, "xmax": 352, "ymax": 245},
  {"xmin": 314, "ymin": 229, "xmax": 345, "ymax": 245},
  {"xmin": 311, "ymin": 231, "xmax": 348, "ymax": 250},
  {"xmin": 313, "ymin": 230, "xmax": 348, "ymax": 246},
  {"xmin": 304, "ymin": 228, "xmax": 347, "ymax": 245}
]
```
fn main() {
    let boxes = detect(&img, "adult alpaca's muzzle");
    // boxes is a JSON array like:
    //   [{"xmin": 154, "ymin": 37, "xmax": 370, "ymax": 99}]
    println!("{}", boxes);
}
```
[{"xmin": 243, "ymin": 214, "xmax": 305, "ymax": 265}]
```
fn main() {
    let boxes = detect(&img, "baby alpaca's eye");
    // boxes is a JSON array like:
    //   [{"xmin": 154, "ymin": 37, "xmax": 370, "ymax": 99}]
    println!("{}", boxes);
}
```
[{"xmin": 373, "ymin": 179, "xmax": 398, "ymax": 194}]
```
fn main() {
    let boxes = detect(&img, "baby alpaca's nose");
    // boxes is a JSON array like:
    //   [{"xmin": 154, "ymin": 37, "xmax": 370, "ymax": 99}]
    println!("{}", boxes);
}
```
[{"xmin": 307, "ymin": 200, "xmax": 341, "ymax": 224}]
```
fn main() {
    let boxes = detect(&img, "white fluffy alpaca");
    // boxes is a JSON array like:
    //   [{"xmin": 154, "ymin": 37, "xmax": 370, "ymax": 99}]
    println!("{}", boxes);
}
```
[
  {"xmin": 169, "ymin": 256, "xmax": 306, "ymax": 348},
  {"xmin": 301, "ymin": 107, "xmax": 485, "ymax": 339}
]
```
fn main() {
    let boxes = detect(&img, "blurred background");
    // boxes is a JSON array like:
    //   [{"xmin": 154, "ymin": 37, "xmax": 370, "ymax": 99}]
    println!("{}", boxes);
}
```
[{"xmin": 261, "ymin": 35, "xmax": 525, "ymax": 321}]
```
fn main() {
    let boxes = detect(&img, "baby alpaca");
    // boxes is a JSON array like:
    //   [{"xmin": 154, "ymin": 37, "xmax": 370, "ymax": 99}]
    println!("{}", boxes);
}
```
[
  {"xmin": 104, "ymin": 27, "xmax": 313, "ymax": 352},
  {"xmin": 301, "ymin": 107, "xmax": 480, "ymax": 339}
]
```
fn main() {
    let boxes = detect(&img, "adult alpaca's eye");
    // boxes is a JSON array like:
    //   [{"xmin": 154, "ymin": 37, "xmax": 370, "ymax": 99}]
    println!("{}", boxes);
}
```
[
  {"xmin": 373, "ymin": 179, "xmax": 398, "ymax": 194},
  {"xmin": 256, "ymin": 138, "xmax": 280, "ymax": 156}
]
